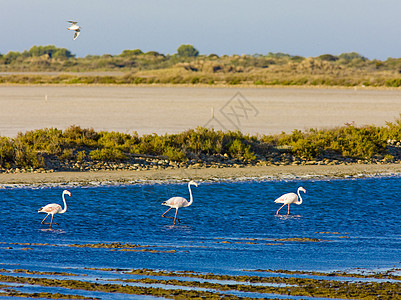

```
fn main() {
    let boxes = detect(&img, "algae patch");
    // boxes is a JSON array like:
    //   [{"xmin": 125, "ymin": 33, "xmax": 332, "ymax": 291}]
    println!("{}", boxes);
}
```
[
  {"xmin": 1, "ymin": 267, "xmax": 400, "ymax": 299},
  {"xmin": 0, "ymin": 241, "xmax": 179, "ymax": 254}
]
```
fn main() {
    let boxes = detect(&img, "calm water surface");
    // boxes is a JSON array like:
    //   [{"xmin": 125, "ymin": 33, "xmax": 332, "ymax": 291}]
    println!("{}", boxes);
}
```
[{"xmin": 1, "ymin": 177, "xmax": 400, "ymax": 273}]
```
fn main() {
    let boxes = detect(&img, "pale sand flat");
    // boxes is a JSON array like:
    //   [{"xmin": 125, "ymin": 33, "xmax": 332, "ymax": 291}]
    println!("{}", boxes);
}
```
[{"xmin": 1, "ymin": 86, "xmax": 401, "ymax": 137}]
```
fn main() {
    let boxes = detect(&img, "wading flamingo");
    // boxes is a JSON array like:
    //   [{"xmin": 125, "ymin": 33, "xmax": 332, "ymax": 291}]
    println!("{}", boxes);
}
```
[
  {"xmin": 162, "ymin": 181, "xmax": 198, "ymax": 225},
  {"xmin": 67, "ymin": 21, "xmax": 81, "ymax": 40},
  {"xmin": 274, "ymin": 187, "xmax": 306, "ymax": 215},
  {"xmin": 38, "ymin": 190, "xmax": 71, "ymax": 228}
]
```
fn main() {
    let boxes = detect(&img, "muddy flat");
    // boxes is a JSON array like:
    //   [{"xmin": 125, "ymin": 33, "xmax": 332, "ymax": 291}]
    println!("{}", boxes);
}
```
[{"xmin": 1, "ymin": 86, "xmax": 401, "ymax": 137}]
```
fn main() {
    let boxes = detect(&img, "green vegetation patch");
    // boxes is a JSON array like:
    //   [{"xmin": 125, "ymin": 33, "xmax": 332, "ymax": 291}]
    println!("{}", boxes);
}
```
[
  {"xmin": 2, "ymin": 117, "xmax": 401, "ymax": 173},
  {"xmin": 272, "ymin": 237, "xmax": 321, "ymax": 242},
  {"xmin": 66, "ymin": 242, "xmax": 150, "ymax": 249},
  {"xmin": 249, "ymin": 268, "xmax": 401, "ymax": 281},
  {"xmin": 11, "ymin": 269, "xmax": 80, "ymax": 277},
  {"xmin": 0, "ymin": 288, "xmax": 96, "ymax": 299},
  {"xmin": 1, "ymin": 267, "xmax": 400, "ymax": 299},
  {"xmin": 0, "ymin": 241, "xmax": 179, "ymax": 254},
  {"xmin": 0, "ymin": 274, "xmax": 253, "ymax": 300},
  {"xmin": 110, "ymin": 277, "xmax": 401, "ymax": 299}
]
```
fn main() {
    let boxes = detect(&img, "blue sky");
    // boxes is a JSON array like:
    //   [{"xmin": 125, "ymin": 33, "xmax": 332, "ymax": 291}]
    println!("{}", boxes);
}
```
[{"xmin": 2, "ymin": 0, "xmax": 401, "ymax": 59}]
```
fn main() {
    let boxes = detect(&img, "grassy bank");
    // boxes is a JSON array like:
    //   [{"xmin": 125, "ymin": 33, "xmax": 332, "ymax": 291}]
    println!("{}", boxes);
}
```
[{"xmin": 1, "ymin": 117, "xmax": 401, "ymax": 173}]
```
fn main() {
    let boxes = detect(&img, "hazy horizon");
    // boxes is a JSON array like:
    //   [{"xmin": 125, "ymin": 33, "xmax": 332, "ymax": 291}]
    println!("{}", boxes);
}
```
[{"xmin": 2, "ymin": 1, "xmax": 401, "ymax": 60}]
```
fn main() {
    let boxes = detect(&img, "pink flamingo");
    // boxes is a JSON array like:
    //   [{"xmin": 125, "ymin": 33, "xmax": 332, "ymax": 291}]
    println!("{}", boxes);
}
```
[
  {"xmin": 274, "ymin": 187, "xmax": 306, "ymax": 215},
  {"xmin": 38, "ymin": 190, "xmax": 71, "ymax": 228},
  {"xmin": 162, "ymin": 181, "xmax": 198, "ymax": 225}
]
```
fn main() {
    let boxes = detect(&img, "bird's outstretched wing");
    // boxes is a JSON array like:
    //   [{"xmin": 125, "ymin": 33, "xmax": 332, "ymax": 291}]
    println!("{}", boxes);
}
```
[
  {"xmin": 73, "ymin": 30, "xmax": 80, "ymax": 40},
  {"xmin": 68, "ymin": 20, "xmax": 77, "ymax": 24}
]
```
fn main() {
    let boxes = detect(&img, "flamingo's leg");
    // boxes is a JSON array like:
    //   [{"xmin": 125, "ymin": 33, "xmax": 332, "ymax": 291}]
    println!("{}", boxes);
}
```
[
  {"xmin": 173, "ymin": 208, "xmax": 180, "ymax": 225},
  {"xmin": 276, "ymin": 204, "xmax": 286, "ymax": 215},
  {"xmin": 162, "ymin": 207, "xmax": 173, "ymax": 218},
  {"xmin": 162, "ymin": 207, "xmax": 181, "ymax": 224},
  {"xmin": 49, "ymin": 214, "xmax": 54, "ymax": 228},
  {"xmin": 287, "ymin": 204, "xmax": 290, "ymax": 215},
  {"xmin": 41, "ymin": 214, "xmax": 49, "ymax": 224}
]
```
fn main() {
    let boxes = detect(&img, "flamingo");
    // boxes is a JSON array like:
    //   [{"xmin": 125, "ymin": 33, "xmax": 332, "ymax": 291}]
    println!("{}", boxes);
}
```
[
  {"xmin": 67, "ymin": 21, "xmax": 81, "ymax": 40},
  {"xmin": 274, "ymin": 187, "xmax": 306, "ymax": 215},
  {"xmin": 38, "ymin": 190, "xmax": 71, "ymax": 228},
  {"xmin": 162, "ymin": 181, "xmax": 198, "ymax": 225}
]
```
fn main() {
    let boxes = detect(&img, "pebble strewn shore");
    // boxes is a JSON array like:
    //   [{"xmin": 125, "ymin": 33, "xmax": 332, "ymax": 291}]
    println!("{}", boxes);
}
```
[
  {"xmin": 1, "ymin": 156, "xmax": 401, "ymax": 187},
  {"xmin": 1, "ymin": 145, "xmax": 400, "ymax": 175}
]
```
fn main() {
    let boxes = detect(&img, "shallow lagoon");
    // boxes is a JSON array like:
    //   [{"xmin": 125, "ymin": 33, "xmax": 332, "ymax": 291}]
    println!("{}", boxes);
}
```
[{"xmin": 1, "ymin": 177, "xmax": 400, "ymax": 298}]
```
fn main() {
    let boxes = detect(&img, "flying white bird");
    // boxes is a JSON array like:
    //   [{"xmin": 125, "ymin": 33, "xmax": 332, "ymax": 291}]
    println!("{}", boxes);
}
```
[
  {"xmin": 274, "ymin": 187, "xmax": 306, "ymax": 215},
  {"xmin": 162, "ymin": 181, "xmax": 198, "ymax": 225},
  {"xmin": 67, "ymin": 21, "xmax": 81, "ymax": 40}
]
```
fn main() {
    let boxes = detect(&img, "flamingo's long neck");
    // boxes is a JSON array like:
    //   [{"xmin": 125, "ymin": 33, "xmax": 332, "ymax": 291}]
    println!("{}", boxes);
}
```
[
  {"xmin": 297, "ymin": 188, "xmax": 303, "ymax": 204},
  {"xmin": 187, "ymin": 183, "xmax": 194, "ymax": 207},
  {"xmin": 60, "ymin": 192, "xmax": 68, "ymax": 214}
]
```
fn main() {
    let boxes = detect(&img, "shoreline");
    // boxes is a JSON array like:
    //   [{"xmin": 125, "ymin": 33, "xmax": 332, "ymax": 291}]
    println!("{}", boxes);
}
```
[
  {"xmin": 1, "ymin": 81, "xmax": 401, "ymax": 89},
  {"xmin": 1, "ymin": 163, "xmax": 401, "ymax": 186}
]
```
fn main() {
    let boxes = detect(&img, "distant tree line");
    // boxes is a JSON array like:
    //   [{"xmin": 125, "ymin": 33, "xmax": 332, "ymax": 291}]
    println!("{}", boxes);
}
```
[
  {"xmin": 3, "ymin": 44, "xmax": 401, "ymax": 87},
  {"xmin": 1, "ymin": 45, "xmax": 74, "ymax": 64},
  {"xmin": 0, "ymin": 44, "xmax": 199, "ymax": 64},
  {"xmin": 0, "ymin": 44, "xmax": 387, "ymax": 67}
]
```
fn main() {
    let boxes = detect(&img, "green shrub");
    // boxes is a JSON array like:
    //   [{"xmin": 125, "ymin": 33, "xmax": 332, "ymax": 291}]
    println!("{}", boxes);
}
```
[
  {"xmin": 63, "ymin": 125, "xmax": 98, "ymax": 147},
  {"xmin": 276, "ymin": 125, "xmax": 387, "ymax": 160},
  {"xmin": 89, "ymin": 148, "xmax": 126, "ymax": 161},
  {"xmin": 28, "ymin": 45, "xmax": 74, "ymax": 59},
  {"xmin": 0, "ymin": 137, "xmax": 14, "ymax": 168},
  {"xmin": 254, "ymin": 80, "xmax": 265, "ymax": 85},
  {"xmin": 119, "ymin": 49, "xmax": 143, "ymax": 56},
  {"xmin": 227, "ymin": 77, "xmax": 241, "ymax": 85},
  {"xmin": 190, "ymin": 77, "xmax": 200, "ymax": 84},
  {"xmin": 76, "ymin": 150, "xmax": 87, "ymax": 161},
  {"xmin": 291, "ymin": 139, "xmax": 320, "ymax": 160},
  {"xmin": 228, "ymin": 139, "xmax": 256, "ymax": 161},
  {"xmin": 163, "ymin": 146, "xmax": 186, "ymax": 161},
  {"xmin": 383, "ymin": 116, "xmax": 401, "ymax": 140},
  {"xmin": 97, "ymin": 131, "xmax": 137, "ymax": 152},
  {"xmin": 177, "ymin": 44, "xmax": 199, "ymax": 58},
  {"xmin": 317, "ymin": 54, "xmax": 339, "ymax": 62},
  {"xmin": 60, "ymin": 148, "xmax": 74, "ymax": 160},
  {"xmin": 385, "ymin": 78, "xmax": 401, "ymax": 87},
  {"xmin": 183, "ymin": 128, "xmax": 223, "ymax": 155},
  {"xmin": 14, "ymin": 141, "xmax": 44, "ymax": 168}
]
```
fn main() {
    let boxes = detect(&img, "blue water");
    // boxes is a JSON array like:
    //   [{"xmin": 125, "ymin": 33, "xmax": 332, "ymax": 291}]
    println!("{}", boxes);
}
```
[{"xmin": 1, "ymin": 177, "xmax": 400, "ymax": 274}]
